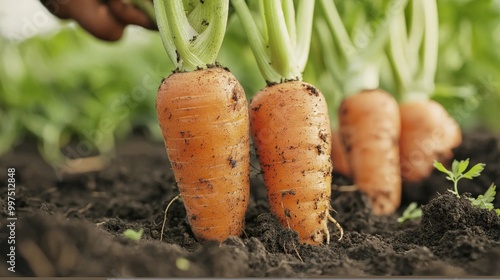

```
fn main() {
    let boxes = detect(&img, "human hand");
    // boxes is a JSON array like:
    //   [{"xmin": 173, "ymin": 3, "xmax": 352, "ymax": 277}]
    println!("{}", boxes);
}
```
[{"xmin": 41, "ymin": 0, "xmax": 156, "ymax": 41}]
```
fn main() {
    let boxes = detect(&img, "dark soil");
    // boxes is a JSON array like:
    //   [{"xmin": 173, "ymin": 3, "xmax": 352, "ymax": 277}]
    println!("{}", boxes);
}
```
[{"xmin": 0, "ymin": 132, "xmax": 499, "ymax": 277}]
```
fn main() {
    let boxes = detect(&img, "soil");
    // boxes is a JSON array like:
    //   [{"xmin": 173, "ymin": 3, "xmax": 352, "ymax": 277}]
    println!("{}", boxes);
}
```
[{"xmin": 0, "ymin": 131, "xmax": 499, "ymax": 277}]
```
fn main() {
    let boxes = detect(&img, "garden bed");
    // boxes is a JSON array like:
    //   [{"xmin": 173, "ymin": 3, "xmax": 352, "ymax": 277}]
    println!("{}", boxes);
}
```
[{"xmin": 0, "ymin": 131, "xmax": 499, "ymax": 277}]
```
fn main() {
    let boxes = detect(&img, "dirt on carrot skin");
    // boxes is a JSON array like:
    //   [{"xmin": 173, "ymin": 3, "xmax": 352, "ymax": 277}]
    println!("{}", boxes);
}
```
[{"xmin": 0, "ymin": 131, "xmax": 499, "ymax": 277}]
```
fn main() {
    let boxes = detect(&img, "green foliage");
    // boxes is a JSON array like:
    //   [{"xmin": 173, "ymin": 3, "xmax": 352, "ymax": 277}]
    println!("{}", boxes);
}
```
[
  {"xmin": 397, "ymin": 202, "xmax": 422, "ymax": 223},
  {"xmin": 469, "ymin": 183, "xmax": 498, "ymax": 214},
  {"xmin": 2, "ymin": 0, "xmax": 500, "ymax": 162},
  {"xmin": 0, "ymin": 27, "xmax": 171, "ymax": 162},
  {"xmin": 433, "ymin": 159, "xmax": 485, "ymax": 198},
  {"xmin": 434, "ymin": 159, "xmax": 500, "ymax": 217},
  {"xmin": 122, "ymin": 228, "xmax": 144, "ymax": 241}
]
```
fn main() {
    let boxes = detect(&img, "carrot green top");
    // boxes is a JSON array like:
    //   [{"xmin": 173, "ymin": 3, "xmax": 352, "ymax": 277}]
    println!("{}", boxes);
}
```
[
  {"xmin": 388, "ymin": 0, "xmax": 439, "ymax": 102},
  {"xmin": 231, "ymin": 0, "xmax": 315, "ymax": 84},
  {"xmin": 318, "ymin": 0, "xmax": 409, "ymax": 96},
  {"xmin": 154, "ymin": 0, "xmax": 229, "ymax": 71}
]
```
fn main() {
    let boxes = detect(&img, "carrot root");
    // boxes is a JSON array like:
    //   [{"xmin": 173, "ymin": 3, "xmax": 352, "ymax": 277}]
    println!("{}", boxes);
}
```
[
  {"xmin": 156, "ymin": 67, "xmax": 250, "ymax": 242},
  {"xmin": 339, "ymin": 89, "xmax": 402, "ymax": 215},
  {"xmin": 250, "ymin": 80, "xmax": 339, "ymax": 245}
]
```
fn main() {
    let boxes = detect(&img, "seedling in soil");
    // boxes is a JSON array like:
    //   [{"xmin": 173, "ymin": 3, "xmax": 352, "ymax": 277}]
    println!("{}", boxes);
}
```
[
  {"xmin": 469, "ymin": 183, "xmax": 500, "ymax": 217},
  {"xmin": 434, "ymin": 159, "xmax": 500, "ymax": 217},
  {"xmin": 122, "ymin": 228, "xmax": 144, "ymax": 241},
  {"xmin": 397, "ymin": 202, "xmax": 422, "ymax": 223},
  {"xmin": 175, "ymin": 257, "xmax": 191, "ymax": 271},
  {"xmin": 433, "ymin": 158, "xmax": 485, "ymax": 198}
]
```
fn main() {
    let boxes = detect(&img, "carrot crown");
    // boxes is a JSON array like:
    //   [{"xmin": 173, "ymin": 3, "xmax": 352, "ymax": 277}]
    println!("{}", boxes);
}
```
[
  {"xmin": 153, "ymin": 0, "xmax": 229, "ymax": 71},
  {"xmin": 231, "ymin": 0, "xmax": 315, "ymax": 84}
]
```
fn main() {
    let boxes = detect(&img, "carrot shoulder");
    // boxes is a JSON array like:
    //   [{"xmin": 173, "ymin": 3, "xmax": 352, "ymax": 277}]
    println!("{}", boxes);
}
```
[
  {"xmin": 251, "ymin": 81, "xmax": 335, "ymax": 244},
  {"xmin": 339, "ymin": 89, "xmax": 401, "ymax": 215},
  {"xmin": 157, "ymin": 67, "xmax": 249, "ymax": 241}
]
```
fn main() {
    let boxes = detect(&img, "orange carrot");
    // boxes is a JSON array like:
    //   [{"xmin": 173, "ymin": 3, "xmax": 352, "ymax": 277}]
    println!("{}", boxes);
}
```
[
  {"xmin": 233, "ymin": 0, "xmax": 342, "ymax": 245},
  {"xmin": 338, "ymin": 89, "xmax": 402, "ymax": 215},
  {"xmin": 250, "ymin": 81, "xmax": 338, "ymax": 244},
  {"xmin": 399, "ymin": 100, "xmax": 462, "ymax": 182},
  {"xmin": 330, "ymin": 129, "xmax": 351, "ymax": 177},
  {"xmin": 157, "ymin": 67, "xmax": 249, "ymax": 241},
  {"xmin": 387, "ymin": 0, "xmax": 462, "ymax": 182},
  {"xmin": 154, "ymin": 0, "xmax": 250, "ymax": 241},
  {"xmin": 316, "ymin": 0, "xmax": 408, "ymax": 214}
]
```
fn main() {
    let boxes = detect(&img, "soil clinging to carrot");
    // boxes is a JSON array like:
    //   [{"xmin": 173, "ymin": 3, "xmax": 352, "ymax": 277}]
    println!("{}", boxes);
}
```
[{"xmin": 0, "ymin": 132, "xmax": 499, "ymax": 277}]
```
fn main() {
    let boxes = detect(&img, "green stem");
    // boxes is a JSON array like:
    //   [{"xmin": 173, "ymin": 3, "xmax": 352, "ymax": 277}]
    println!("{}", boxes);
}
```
[
  {"xmin": 283, "ymin": 0, "xmax": 296, "ymax": 51},
  {"xmin": 153, "ymin": 0, "xmax": 177, "ymax": 67},
  {"xmin": 314, "ymin": 18, "xmax": 344, "ymax": 87},
  {"xmin": 232, "ymin": 0, "xmax": 314, "ymax": 83},
  {"xmin": 231, "ymin": 0, "xmax": 281, "ymax": 82},
  {"xmin": 388, "ymin": 8, "xmax": 412, "ymax": 98},
  {"xmin": 343, "ymin": 59, "xmax": 380, "ymax": 96},
  {"xmin": 295, "ymin": 0, "xmax": 315, "ymax": 72},
  {"xmin": 319, "ymin": 0, "xmax": 356, "ymax": 60},
  {"xmin": 358, "ymin": 0, "xmax": 410, "ymax": 62},
  {"xmin": 416, "ymin": 0, "xmax": 438, "ymax": 95},
  {"xmin": 191, "ymin": 1, "xmax": 228, "ymax": 64},
  {"xmin": 154, "ymin": 0, "xmax": 229, "ymax": 71},
  {"xmin": 407, "ymin": 0, "xmax": 424, "ymax": 73},
  {"xmin": 453, "ymin": 179, "xmax": 461, "ymax": 198},
  {"xmin": 264, "ymin": 0, "xmax": 298, "ymax": 80}
]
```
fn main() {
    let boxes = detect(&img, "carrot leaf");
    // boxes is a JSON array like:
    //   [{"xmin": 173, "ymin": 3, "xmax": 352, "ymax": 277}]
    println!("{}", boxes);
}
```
[
  {"xmin": 469, "ymin": 183, "xmax": 496, "ymax": 210},
  {"xmin": 433, "ymin": 160, "xmax": 453, "ymax": 177},
  {"xmin": 434, "ymin": 159, "xmax": 487, "ymax": 198},
  {"xmin": 457, "ymin": 158, "xmax": 470, "ymax": 175},
  {"xmin": 123, "ymin": 228, "xmax": 144, "ymax": 241},
  {"xmin": 397, "ymin": 202, "xmax": 422, "ymax": 223},
  {"xmin": 462, "ymin": 163, "xmax": 486, "ymax": 180}
]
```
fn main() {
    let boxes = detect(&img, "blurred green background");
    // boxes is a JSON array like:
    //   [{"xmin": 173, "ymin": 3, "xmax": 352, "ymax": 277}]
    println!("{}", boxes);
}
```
[{"xmin": 1, "ymin": 0, "xmax": 499, "ymax": 165}]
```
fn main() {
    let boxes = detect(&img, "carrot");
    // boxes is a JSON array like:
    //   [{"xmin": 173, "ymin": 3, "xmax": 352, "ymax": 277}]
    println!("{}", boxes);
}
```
[
  {"xmin": 233, "ymin": 0, "xmax": 342, "ymax": 245},
  {"xmin": 338, "ymin": 89, "xmax": 402, "ymax": 214},
  {"xmin": 399, "ymin": 100, "xmax": 462, "ymax": 182},
  {"xmin": 319, "ymin": 0, "xmax": 407, "ymax": 214},
  {"xmin": 250, "ymin": 81, "xmax": 336, "ymax": 244},
  {"xmin": 388, "ymin": 0, "xmax": 462, "ymax": 182},
  {"xmin": 330, "ymin": 129, "xmax": 351, "ymax": 177},
  {"xmin": 154, "ymin": 0, "xmax": 249, "ymax": 241}
]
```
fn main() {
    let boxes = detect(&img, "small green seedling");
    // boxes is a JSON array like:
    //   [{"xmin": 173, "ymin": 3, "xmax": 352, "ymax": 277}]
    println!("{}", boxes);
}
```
[
  {"xmin": 122, "ymin": 228, "xmax": 144, "ymax": 241},
  {"xmin": 175, "ymin": 257, "xmax": 190, "ymax": 271},
  {"xmin": 397, "ymin": 202, "xmax": 422, "ymax": 223},
  {"xmin": 469, "ymin": 183, "xmax": 498, "ymax": 212},
  {"xmin": 433, "ymin": 158, "xmax": 485, "ymax": 198},
  {"xmin": 434, "ymin": 159, "xmax": 500, "ymax": 217}
]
